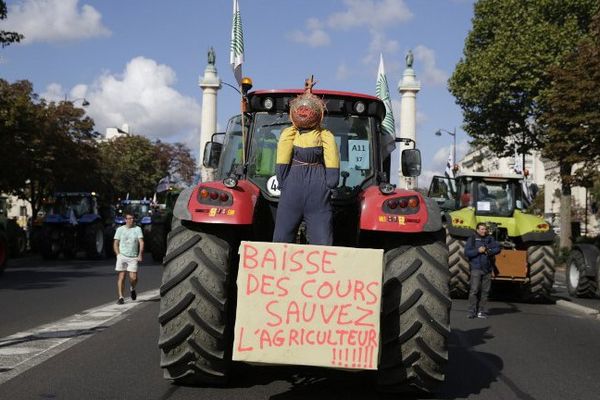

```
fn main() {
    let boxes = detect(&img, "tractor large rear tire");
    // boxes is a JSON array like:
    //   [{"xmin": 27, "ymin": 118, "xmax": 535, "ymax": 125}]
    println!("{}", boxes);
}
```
[
  {"xmin": 377, "ymin": 241, "xmax": 451, "ymax": 394},
  {"xmin": 0, "ymin": 231, "xmax": 8, "ymax": 274},
  {"xmin": 158, "ymin": 219, "xmax": 233, "ymax": 385},
  {"xmin": 566, "ymin": 249, "xmax": 597, "ymax": 298},
  {"xmin": 523, "ymin": 244, "xmax": 555, "ymax": 302},
  {"xmin": 150, "ymin": 223, "xmax": 167, "ymax": 262},
  {"xmin": 447, "ymin": 235, "xmax": 469, "ymax": 299}
]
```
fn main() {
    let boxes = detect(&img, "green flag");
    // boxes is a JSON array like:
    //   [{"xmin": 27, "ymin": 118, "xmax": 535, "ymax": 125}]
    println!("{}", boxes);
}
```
[
  {"xmin": 376, "ymin": 53, "xmax": 397, "ymax": 156},
  {"xmin": 230, "ymin": 0, "xmax": 244, "ymax": 85}
]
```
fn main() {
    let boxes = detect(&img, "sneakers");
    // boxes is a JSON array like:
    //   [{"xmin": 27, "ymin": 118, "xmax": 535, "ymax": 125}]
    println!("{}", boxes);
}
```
[
  {"xmin": 117, "ymin": 297, "xmax": 125, "ymax": 305},
  {"xmin": 477, "ymin": 311, "xmax": 488, "ymax": 319},
  {"xmin": 130, "ymin": 288, "xmax": 137, "ymax": 301},
  {"xmin": 467, "ymin": 313, "xmax": 476, "ymax": 319}
]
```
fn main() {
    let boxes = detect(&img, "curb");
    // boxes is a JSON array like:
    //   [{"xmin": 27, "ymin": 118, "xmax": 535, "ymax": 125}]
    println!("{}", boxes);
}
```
[{"xmin": 556, "ymin": 299, "xmax": 600, "ymax": 318}]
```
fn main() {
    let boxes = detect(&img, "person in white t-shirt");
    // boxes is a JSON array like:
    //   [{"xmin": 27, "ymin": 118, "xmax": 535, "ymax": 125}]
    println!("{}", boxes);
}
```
[{"xmin": 113, "ymin": 213, "xmax": 144, "ymax": 304}]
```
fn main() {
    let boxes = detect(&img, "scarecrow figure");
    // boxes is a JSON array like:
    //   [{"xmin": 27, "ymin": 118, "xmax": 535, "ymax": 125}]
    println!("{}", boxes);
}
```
[{"xmin": 273, "ymin": 76, "xmax": 340, "ymax": 245}]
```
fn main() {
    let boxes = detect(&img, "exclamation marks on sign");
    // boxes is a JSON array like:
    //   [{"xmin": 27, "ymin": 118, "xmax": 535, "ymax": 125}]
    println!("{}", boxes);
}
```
[{"xmin": 330, "ymin": 347, "xmax": 375, "ymax": 369}]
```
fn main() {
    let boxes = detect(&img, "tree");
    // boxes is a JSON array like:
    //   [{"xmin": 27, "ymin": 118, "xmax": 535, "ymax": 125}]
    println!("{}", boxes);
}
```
[
  {"xmin": 98, "ymin": 135, "xmax": 164, "ymax": 200},
  {"xmin": 449, "ymin": 0, "xmax": 599, "ymax": 248},
  {"xmin": 540, "ymin": 11, "xmax": 600, "ymax": 246},
  {"xmin": 154, "ymin": 140, "xmax": 196, "ymax": 186},
  {"xmin": 98, "ymin": 137, "xmax": 196, "ymax": 201},
  {"xmin": 0, "ymin": 79, "xmax": 101, "ymax": 218},
  {"xmin": 0, "ymin": 0, "xmax": 24, "ymax": 48},
  {"xmin": 449, "ymin": 0, "xmax": 598, "ymax": 158}
]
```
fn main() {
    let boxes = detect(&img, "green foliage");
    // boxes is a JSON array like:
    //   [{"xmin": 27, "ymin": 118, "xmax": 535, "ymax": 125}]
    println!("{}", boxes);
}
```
[
  {"xmin": 540, "ymin": 12, "xmax": 600, "ymax": 185},
  {"xmin": 1, "ymin": 78, "xmax": 196, "ymax": 215},
  {"xmin": 449, "ymin": 0, "xmax": 599, "ymax": 158},
  {"xmin": 0, "ymin": 0, "xmax": 24, "ymax": 48},
  {"xmin": 97, "ymin": 136, "xmax": 196, "ymax": 201},
  {"xmin": 0, "ymin": 79, "xmax": 100, "ymax": 217}
]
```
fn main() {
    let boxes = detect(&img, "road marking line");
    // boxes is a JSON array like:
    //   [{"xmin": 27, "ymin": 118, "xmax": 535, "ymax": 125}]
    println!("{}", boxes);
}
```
[{"xmin": 0, "ymin": 289, "xmax": 159, "ymax": 384}]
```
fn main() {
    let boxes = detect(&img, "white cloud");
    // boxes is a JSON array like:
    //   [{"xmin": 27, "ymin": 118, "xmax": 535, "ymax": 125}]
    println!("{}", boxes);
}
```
[
  {"xmin": 4, "ymin": 0, "xmax": 110, "ymax": 44},
  {"xmin": 328, "ymin": 0, "xmax": 413, "ymax": 30},
  {"xmin": 289, "ymin": 0, "xmax": 412, "ymax": 49},
  {"xmin": 43, "ymin": 57, "xmax": 202, "ymax": 150},
  {"xmin": 413, "ymin": 45, "xmax": 448, "ymax": 86},
  {"xmin": 288, "ymin": 18, "xmax": 331, "ymax": 47}
]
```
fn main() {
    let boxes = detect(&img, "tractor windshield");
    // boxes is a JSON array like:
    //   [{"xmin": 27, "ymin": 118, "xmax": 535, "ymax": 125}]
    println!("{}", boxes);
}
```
[
  {"xmin": 232, "ymin": 112, "xmax": 373, "ymax": 195},
  {"xmin": 472, "ymin": 179, "xmax": 521, "ymax": 217},
  {"xmin": 122, "ymin": 203, "xmax": 151, "ymax": 219},
  {"xmin": 53, "ymin": 195, "xmax": 93, "ymax": 217}
]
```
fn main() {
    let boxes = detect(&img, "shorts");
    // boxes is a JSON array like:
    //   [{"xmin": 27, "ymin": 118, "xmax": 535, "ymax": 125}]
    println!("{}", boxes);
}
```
[{"xmin": 115, "ymin": 254, "xmax": 139, "ymax": 272}]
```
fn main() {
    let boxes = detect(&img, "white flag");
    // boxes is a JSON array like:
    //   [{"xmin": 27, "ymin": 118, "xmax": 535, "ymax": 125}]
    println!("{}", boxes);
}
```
[
  {"xmin": 513, "ymin": 143, "xmax": 523, "ymax": 174},
  {"xmin": 513, "ymin": 144, "xmax": 532, "ymax": 204},
  {"xmin": 375, "ymin": 54, "xmax": 396, "ymax": 158},
  {"xmin": 444, "ymin": 147, "xmax": 456, "ymax": 192},
  {"xmin": 156, "ymin": 176, "xmax": 170, "ymax": 193},
  {"xmin": 230, "ymin": 0, "xmax": 245, "ymax": 85}
]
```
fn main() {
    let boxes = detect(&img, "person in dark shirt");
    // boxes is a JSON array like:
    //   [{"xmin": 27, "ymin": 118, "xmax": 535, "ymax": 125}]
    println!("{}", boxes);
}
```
[{"xmin": 465, "ymin": 223, "xmax": 501, "ymax": 318}]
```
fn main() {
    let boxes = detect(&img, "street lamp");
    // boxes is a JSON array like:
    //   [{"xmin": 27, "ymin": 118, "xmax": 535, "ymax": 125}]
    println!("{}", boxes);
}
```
[
  {"xmin": 63, "ymin": 95, "xmax": 90, "ymax": 107},
  {"xmin": 435, "ymin": 128, "xmax": 457, "ymax": 167}
]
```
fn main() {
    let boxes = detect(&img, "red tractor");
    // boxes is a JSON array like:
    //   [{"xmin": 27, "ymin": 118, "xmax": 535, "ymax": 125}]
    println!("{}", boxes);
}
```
[{"xmin": 158, "ymin": 81, "xmax": 450, "ymax": 393}]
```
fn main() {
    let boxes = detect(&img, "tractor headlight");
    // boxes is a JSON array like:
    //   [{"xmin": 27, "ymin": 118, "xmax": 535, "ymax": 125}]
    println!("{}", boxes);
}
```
[
  {"xmin": 223, "ymin": 176, "xmax": 238, "ymax": 188},
  {"xmin": 379, "ymin": 183, "xmax": 395, "ymax": 195},
  {"xmin": 354, "ymin": 101, "xmax": 366, "ymax": 114},
  {"xmin": 263, "ymin": 97, "xmax": 274, "ymax": 110}
]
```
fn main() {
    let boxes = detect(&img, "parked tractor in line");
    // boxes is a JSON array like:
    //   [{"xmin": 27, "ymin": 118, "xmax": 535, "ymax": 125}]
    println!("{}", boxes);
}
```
[
  {"xmin": 429, "ymin": 172, "xmax": 555, "ymax": 301},
  {"xmin": 148, "ymin": 187, "xmax": 180, "ymax": 262},
  {"xmin": 158, "ymin": 81, "xmax": 450, "ymax": 393},
  {"xmin": 40, "ymin": 192, "xmax": 110, "ymax": 260}
]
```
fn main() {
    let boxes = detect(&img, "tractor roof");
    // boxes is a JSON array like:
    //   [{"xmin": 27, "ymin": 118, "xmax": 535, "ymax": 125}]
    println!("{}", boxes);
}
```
[
  {"xmin": 456, "ymin": 171, "xmax": 524, "ymax": 180},
  {"xmin": 121, "ymin": 199, "xmax": 152, "ymax": 205},
  {"xmin": 248, "ymin": 89, "xmax": 386, "ymax": 121}
]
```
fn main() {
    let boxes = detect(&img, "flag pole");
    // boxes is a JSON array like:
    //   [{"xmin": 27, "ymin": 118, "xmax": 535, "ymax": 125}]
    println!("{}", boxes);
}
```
[{"xmin": 230, "ymin": 0, "xmax": 247, "ymax": 165}]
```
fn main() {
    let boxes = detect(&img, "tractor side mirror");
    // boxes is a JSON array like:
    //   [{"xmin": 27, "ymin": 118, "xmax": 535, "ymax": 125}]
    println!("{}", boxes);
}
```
[
  {"xmin": 203, "ymin": 141, "xmax": 223, "ymax": 169},
  {"xmin": 401, "ymin": 149, "xmax": 422, "ymax": 177},
  {"xmin": 529, "ymin": 183, "xmax": 539, "ymax": 199}
]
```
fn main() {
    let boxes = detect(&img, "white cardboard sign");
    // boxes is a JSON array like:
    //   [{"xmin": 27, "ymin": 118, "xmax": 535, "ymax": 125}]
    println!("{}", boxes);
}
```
[{"xmin": 233, "ymin": 241, "xmax": 383, "ymax": 370}]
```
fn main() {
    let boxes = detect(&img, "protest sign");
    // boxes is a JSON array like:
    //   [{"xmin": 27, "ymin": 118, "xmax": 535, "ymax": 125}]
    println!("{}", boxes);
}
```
[{"xmin": 233, "ymin": 241, "xmax": 383, "ymax": 370}]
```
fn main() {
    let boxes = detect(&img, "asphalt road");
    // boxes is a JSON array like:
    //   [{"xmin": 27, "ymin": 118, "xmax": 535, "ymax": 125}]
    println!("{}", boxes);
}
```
[{"xmin": 1, "ymin": 256, "xmax": 600, "ymax": 400}]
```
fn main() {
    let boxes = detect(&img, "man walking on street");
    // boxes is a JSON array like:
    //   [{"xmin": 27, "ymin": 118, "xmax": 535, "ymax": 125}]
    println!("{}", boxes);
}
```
[
  {"xmin": 113, "ymin": 213, "xmax": 144, "ymax": 304},
  {"xmin": 465, "ymin": 222, "xmax": 501, "ymax": 319}
]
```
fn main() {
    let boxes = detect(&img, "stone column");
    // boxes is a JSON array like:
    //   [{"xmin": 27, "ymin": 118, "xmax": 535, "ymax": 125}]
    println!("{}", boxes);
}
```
[
  {"xmin": 397, "ymin": 50, "xmax": 421, "ymax": 189},
  {"xmin": 198, "ymin": 47, "xmax": 221, "ymax": 183}
]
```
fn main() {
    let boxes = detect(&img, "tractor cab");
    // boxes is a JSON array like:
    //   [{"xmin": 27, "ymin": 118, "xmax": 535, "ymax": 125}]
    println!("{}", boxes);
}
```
[
  {"xmin": 46, "ymin": 192, "xmax": 98, "ymax": 222},
  {"xmin": 429, "ymin": 172, "xmax": 533, "ymax": 217},
  {"xmin": 203, "ymin": 89, "xmax": 421, "ymax": 244},
  {"xmin": 208, "ymin": 90, "xmax": 402, "ymax": 192}
]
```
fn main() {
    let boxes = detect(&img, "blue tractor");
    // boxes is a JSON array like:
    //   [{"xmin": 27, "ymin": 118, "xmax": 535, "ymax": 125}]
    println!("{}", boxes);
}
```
[{"xmin": 40, "ymin": 192, "xmax": 108, "ymax": 259}]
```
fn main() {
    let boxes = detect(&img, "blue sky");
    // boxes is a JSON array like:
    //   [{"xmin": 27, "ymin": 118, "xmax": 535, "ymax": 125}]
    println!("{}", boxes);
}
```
[{"xmin": 1, "ymin": 0, "xmax": 475, "ymax": 187}]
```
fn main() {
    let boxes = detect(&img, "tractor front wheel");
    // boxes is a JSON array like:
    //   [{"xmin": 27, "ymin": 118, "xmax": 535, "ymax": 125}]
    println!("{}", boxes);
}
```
[
  {"xmin": 85, "ymin": 222, "xmax": 105, "ymax": 259},
  {"xmin": 523, "ymin": 244, "xmax": 555, "ymax": 302},
  {"xmin": 158, "ymin": 219, "xmax": 233, "ymax": 385},
  {"xmin": 377, "ymin": 240, "xmax": 451, "ymax": 394},
  {"xmin": 41, "ymin": 226, "xmax": 60, "ymax": 260},
  {"xmin": 566, "ymin": 249, "xmax": 597, "ymax": 298}
]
